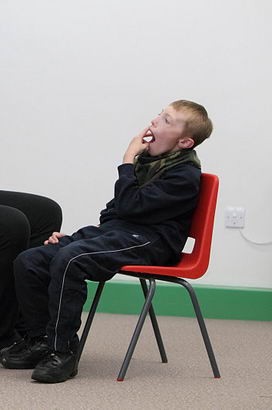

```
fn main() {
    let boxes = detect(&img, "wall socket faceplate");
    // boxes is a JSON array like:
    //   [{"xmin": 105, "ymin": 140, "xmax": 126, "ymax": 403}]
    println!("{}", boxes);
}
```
[{"xmin": 225, "ymin": 206, "xmax": 245, "ymax": 228}]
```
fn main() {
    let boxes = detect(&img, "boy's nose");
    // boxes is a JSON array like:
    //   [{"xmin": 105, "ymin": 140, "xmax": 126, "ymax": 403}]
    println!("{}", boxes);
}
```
[{"xmin": 151, "ymin": 116, "xmax": 159, "ymax": 127}]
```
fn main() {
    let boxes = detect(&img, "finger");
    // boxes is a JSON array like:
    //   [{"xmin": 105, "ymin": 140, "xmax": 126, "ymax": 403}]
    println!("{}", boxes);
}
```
[{"xmin": 55, "ymin": 232, "xmax": 65, "ymax": 238}]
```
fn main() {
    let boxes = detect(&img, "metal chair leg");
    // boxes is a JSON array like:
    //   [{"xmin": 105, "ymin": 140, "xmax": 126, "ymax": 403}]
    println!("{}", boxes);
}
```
[
  {"xmin": 177, "ymin": 278, "xmax": 221, "ymax": 378},
  {"xmin": 117, "ymin": 279, "xmax": 156, "ymax": 381},
  {"xmin": 76, "ymin": 281, "xmax": 105, "ymax": 365},
  {"xmin": 140, "ymin": 279, "xmax": 168, "ymax": 363}
]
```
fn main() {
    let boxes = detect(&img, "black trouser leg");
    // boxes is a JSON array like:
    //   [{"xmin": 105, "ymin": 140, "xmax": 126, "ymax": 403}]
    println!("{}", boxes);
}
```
[
  {"xmin": 14, "ymin": 243, "xmax": 67, "ymax": 339},
  {"xmin": 0, "ymin": 191, "xmax": 62, "ymax": 248},
  {"xmin": 45, "ymin": 228, "xmax": 169, "ymax": 352},
  {"xmin": 0, "ymin": 206, "xmax": 30, "ymax": 349},
  {"xmin": 14, "ymin": 226, "xmax": 170, "ymax": 353},
  {"xmin": 0, "ymin": 191, "xmax": 62, "ymax": 345}
]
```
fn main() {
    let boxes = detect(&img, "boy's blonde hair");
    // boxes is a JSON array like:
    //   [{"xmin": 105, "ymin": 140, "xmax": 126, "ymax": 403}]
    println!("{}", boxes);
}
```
[{"xmin": 170, "ymin": 100, "xmax": 213, "ymax": 147}]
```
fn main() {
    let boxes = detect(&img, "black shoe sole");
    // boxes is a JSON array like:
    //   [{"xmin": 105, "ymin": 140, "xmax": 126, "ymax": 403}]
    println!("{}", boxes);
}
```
[
  {"xmin": 1, "ymin": 357, "xmax": 37, "ymax": 369},
  {"xmin": 0, "ymin": 339, "xmax": 49, "ymax": 370},
  {"xmin": 31, "ymin": 367, "xmax": 78, "ymax": 383},
  {"xmin": 1, "ymin": 350, "xmax": 50, "ymax": 369}
]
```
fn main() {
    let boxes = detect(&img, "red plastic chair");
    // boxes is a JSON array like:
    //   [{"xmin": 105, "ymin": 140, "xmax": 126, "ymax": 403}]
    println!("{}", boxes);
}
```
[{"xmin": 76, "ymin": 173, "xmax": 220, "ymax": 381}]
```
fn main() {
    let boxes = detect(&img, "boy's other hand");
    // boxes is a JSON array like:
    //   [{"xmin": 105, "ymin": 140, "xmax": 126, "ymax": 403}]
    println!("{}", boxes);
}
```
[
  {"xmin": 44, "ymin": 232, "xmax": 66, "ymax": 245},
  {"xmin": 123, "ymin": 128, "xmax": 150, "ymax": 164}
]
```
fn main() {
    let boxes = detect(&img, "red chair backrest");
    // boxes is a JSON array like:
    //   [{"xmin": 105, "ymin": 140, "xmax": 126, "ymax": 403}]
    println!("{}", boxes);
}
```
[
  {"xmin": 121, "ymin": 173, "xmax": 219, "ymax": 280},
  {"xmin": 174, "ymin": 173, "xmax": 219, "ymax": 278}
]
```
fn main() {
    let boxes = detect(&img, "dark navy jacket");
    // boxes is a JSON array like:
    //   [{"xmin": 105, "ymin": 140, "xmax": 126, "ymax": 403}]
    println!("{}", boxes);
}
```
[{"xmin": 99, "ymin": 162, "xmax": 201, "ymax": 262}]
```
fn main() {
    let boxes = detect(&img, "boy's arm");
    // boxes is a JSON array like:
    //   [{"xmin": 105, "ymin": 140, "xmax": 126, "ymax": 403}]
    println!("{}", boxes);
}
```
[
  {"xmin": 112, "ymin": 133, "xmax": 200, "ymax": 225},
  {"xmin": 114, "ymin": 163, "xmax": 200, "ymax": 224}
]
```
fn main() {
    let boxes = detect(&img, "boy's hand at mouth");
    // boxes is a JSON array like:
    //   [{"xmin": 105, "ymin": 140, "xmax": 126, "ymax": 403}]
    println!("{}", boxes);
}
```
[{"xmin": 123, "ymin": 128, "xmax": 151, "ymax": 164}]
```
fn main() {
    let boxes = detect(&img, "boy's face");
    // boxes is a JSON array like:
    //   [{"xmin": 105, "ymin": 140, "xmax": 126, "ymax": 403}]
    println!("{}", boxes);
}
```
[{"xmin": 145, "ymin": 105, "xmax": 191, "ymax": 156}]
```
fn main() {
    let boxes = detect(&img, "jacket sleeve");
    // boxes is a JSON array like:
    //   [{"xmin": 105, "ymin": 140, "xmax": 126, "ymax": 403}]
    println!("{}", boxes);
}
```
[{"xmin": 113, "ymin": 163, "xmax": 200, "ymax": 224}]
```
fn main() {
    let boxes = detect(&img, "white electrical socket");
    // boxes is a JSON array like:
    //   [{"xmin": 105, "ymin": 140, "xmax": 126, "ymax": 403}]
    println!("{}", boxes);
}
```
[{"xmin": 225, "ymin": 206, "xmax": 245, "ymax": 228}]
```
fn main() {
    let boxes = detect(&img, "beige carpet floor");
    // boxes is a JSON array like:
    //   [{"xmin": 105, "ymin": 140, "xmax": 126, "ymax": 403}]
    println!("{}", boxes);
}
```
[{"xmin": 0, "ymin": 312, "xmax": 271, "ymax": 410}]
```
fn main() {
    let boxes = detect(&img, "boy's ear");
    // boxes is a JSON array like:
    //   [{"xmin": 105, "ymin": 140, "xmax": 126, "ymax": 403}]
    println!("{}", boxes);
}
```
[{"xmin": 178, "ymin": 137, "xmax": 195, "ymax": 149}]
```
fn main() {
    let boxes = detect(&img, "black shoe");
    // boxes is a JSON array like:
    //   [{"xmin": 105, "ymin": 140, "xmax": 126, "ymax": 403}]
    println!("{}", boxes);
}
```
[
  {"xmin": 0, "ymin": 333, "xmax": 22, "ymax": 351},
  {"xmin": 0, "ymin": 336, "xmax": 50, "ymax": 369},
  {"xmin": 31, "ymin": 350, "xmax": 77, "ymax": 383},
  {"xmin": 0, "ymin": 338, "xmax": 26, "ymax": 358}
]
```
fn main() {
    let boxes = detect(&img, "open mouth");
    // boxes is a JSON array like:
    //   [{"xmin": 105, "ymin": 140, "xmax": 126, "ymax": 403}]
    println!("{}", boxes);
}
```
[{"xmin": 143, "ymin": 129, "xmax": 155, "ymax": 143}]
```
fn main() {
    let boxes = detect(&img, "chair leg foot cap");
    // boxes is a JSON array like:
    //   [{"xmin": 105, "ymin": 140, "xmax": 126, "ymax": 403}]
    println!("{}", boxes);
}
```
[{"xmin": 117, "ymin": 378, "xmax": 124, "ymax": 382}]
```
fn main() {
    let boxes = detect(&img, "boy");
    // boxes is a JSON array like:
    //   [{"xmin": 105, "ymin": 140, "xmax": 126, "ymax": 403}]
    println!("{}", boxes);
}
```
[{"xmin": 0, "ymin": 100, "xmax": 213, "ymax": 383}]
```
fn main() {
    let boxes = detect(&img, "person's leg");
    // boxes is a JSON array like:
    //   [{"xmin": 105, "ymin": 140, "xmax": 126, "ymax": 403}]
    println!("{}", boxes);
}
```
[
  {"xmin": 0, "ymin": 205, "xmax": 30, "ymax": 350},
  {"xmin": 0, "ymin": 237, "xmax": 73, "ymax": 369},
  {"xmin": 14, "ymin": 226, "xmax": 102, "ymax": 349},
  {"xmin": 0, "ymin": 191, "xmax": 62, "ymax": 247},
  {"xmin": 0, "ymin": 191, "xmax": 63, "ymax": 338},
  {"xmin": 0, "ymin": 227, "xmax": 102, "ymax": 372},
  {"xmin": 14, "ymin": 245, "xmax": 62, "ymax": 338},
  {"xmin": 46, "ymin": 229, "xmax": 164, "ymax": 352},
  {"xmin": 1, "ymin": 225, "xmax": 170, "ymax": 382},
  {"xmin": 32, "ymin": 228, "xmax": 169, "ymax": 383}
]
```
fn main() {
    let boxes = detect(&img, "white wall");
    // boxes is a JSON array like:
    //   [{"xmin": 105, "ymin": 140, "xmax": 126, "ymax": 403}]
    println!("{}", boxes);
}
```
[{"xmin": 1, "ymin": 0, "xmax": 272, "ymax": 288}]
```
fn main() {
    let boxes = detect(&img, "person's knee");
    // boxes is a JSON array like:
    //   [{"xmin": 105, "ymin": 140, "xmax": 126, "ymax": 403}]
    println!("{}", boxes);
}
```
[
  {"xmin": 0, "ymin": 205, "xmax": 30, "ymax": 254},
  {"xmin": 47, "ymin": 199, "xmax": 62, "ymax": 229},
  {"xmin": 13, "ymin": 246, "xmax": 47, "ymax": 280},
  {"xmin": 13, "ymin": 248, "xmax": 34, "ymax": 275},
  {"xmin": 38, "ymin": 197, "xmax": 63, "ymax": 230}
]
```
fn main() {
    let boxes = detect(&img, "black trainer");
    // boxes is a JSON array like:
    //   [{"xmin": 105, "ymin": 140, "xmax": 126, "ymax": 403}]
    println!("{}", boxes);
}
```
[
  {"xmin": 0, "ymin": 338, "xmax": 26, "ymax": 358},
  {"xmin": 0, "ymin": 333, "xmax": 23, "ymax": 352},
  {"xmin": 31, "ymin": 350, "xmax": 78, "ymax": 383},
  {"xmin": 0, "ymin": 336, "xmax": 50, "ymax": 369}
]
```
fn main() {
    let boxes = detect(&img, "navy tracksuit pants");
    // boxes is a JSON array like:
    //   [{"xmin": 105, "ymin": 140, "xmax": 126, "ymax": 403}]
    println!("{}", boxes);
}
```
[{"xmin": 14, "ymin": 224, "xmax": 170, "ymax": 352}]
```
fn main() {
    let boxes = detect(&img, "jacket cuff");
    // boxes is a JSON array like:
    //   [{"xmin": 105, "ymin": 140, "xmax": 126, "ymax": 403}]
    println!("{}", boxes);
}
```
[{"xmin": 117, "ymin": 163, "xmax": 135, "ymax": 177}]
